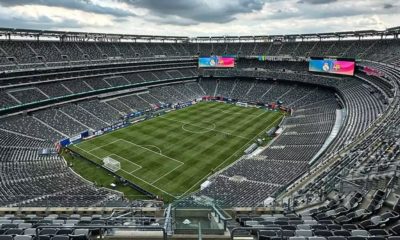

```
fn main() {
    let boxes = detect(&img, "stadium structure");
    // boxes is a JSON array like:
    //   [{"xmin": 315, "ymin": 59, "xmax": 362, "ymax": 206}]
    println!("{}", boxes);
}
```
[{"xmin": 0, "ymin": 26, "xmax": 399, "ymax": 239}]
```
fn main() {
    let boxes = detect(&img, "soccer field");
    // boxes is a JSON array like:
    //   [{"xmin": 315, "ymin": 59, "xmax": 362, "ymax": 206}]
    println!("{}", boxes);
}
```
[{"xmin": 69, "ymin": 101, "xmax": 283, "ymax": 200}]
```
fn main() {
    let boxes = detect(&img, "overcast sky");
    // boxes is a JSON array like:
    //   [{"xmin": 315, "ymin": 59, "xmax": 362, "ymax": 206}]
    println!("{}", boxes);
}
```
[{"xmin": 0, "ymin": 0, "xmax": 398, "ymax": 36}]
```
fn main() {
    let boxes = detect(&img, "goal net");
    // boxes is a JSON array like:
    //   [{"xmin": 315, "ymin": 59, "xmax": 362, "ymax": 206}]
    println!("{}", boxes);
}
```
[{"xmin": 103, "ymin": 156, "xmax": 121, "ymax": 172}]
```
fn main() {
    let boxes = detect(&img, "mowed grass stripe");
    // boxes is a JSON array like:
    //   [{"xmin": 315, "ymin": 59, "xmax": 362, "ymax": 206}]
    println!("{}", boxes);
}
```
[
  {"xmin": 71, "ymin": 102, "xmax": 283, "ymax": 200},
  {"xmin": 72, "ymin": 144, "xmax": 178, "ymax": 198},
  {"xmin": 178, "ymin": 111, "xmax": 285, "ymax": 197},
  {"xmin": 88, "ymin": 139, "xmax": 182, "ymax": 182},
  {"xmin": 167, "ymin": 102, "xmax": 269, "ymax": 137}
]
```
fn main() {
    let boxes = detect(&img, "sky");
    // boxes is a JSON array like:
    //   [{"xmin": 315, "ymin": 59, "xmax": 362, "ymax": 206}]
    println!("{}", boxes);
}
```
[{"xmin": 0, "ymin": 0, "xmax": 398, "ymax": 37}]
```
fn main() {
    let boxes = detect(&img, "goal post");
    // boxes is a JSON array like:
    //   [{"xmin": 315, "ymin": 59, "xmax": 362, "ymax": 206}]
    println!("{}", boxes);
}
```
[{"xmin": 103, "ymin": 156, "xmax": 121, "ymax": 172}]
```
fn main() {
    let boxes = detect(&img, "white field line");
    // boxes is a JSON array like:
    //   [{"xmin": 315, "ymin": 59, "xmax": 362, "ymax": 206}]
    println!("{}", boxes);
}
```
[
  {"xmin": 88, "ymin": 139, "xmax": 121, "ymax": 152},
  {"xmin": 86, "ymin": 138, "xmax": 184, "ymax": 185},
  {"xmin": 141, "ymin": 145, "xmax": 162, "ymax": 154},
  {"xmin": 178, "ymin": 114, "xmax": 284, "ymax": 197},
  {"xmin": 220, "ymin": 109, "xmax": 265, "ymax": 116},
  {"xmin": 89, "ymin": 139, "xmax": 163, "ymax": 156},
  {"xmin": 182, "ymin": 123, "xmax": 216, "ymax": 134},
  {"xmin": 119, "ymin": 139, "xmax": 184, "ymax": 165},
  {"xmin": 159, "ymin": 116, "xmax": 250, "ymax": 140},
  {"xmin": 255, "ymin": 110, "xmax": 268, "ymax": 118},
  {"xmin": 151, "ymin": 163, "xmax": 184, "ymax": 184},
  {"xmin": 73, "ymin": 145, "xmax": 177, "ymax": 198}
]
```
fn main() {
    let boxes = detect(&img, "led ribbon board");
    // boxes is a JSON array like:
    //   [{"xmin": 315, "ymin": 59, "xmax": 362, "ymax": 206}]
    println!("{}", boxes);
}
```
[
  {"xmin": 309, "ymin": 58, "xmax": 355, "ymax": 76},
  {"xmin": 199, "ymin": 56, "xmax": 235, "ymax": 68}
]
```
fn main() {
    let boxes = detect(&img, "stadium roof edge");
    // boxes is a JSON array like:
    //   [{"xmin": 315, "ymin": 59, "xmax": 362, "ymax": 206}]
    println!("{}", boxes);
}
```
[
  {"xmin": 0, "ymin": 26, "xmax": 398, "ymax": 42},
  {"xmin": 193, "ymin": 27, "xmax": 399, "ymax": 41},
  {"xmin": 0, "ymin": 27, "xmax": 189, "ymax": 41}
]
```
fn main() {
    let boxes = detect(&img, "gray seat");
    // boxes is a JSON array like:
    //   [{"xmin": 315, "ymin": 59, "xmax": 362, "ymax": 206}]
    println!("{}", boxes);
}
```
[
  {"xmin": 52, "ymin": 220, "xmax": 65, "ymax": 225},
  {"xmin": 5, "ymin": 228, "xmax": 24, "ymax": 235},
  {"xmin": 12, "ymin": 220, "xmax": 25, "ymax": 224},
  {"xmin": 51, "ymin": 236, "xmax": 69, "ymax": 240},
  {"xmin": 69, "ymin": 235, "xmax": 88, "ymax": 240},
  {"xmin": 14, "ymin": 236, "xmax": 33, "ymax": 240},
  {"xmin": 289, "ymin": 237, "xmax": 306, "ymax": 240},
  {"xmin": 0, "ymin": 235, "xmax": 13, "ymax": 240},
  {"xmin": 328, "ymin": 237, "xmax": 346, "ymax": 240},
  {"xmin": 244, "ymin": 220, "xmax": 259, "ymax": 226},
  {"xmin": 74, "ymin": 229, "xmax": 89, "ymax": 236},
  {"xmin": 80, "ymin": 217, "xmax": 92, "ymax": 222},
  {"xmin": 347, "ymin": 237, "xmax": 366, "ymax": 240},
  {"xmin": 351, "ymin": 230, "xmax": 369, "ymax": 237},
  {"xmin": 91, "ymin": 215, "xmax": 102, "ymax": 220},
  {"xmin": 18, "ymin": 223, "xmax": 32, "ymax": 229},
  {"xmin": 297, "ymin": 224, "xmax": 311, "ymax": 230},
  {"xmin": 39, "ymin": 228, "xmax": 58, "ymax": 236},
  {"xmin": 260, "ymin": 230, "xmax": 278, "ymax": 237},
  {"xmin": 23, "ymin": 228, "xmax": 37, "ymax": 236},
  {"xmin": 295, "ymin": 230, "xmax": 313, "ymax": 237},
  {"xmin": 304, "ymin": 220, "xmax": 318, "ymax": 225},
  {"xmin": 308, "ymin": 237, "xmax": 327, "ymax": 240},
  {"xmin": 65, "ymin": 220, "xmax": 79, "ymax": 226},
  {"xmin": 56, "ymin": 228, "xmax": 73, "ymax": 235},
  {"xmin": 70, "ymin": 214, "xmax": 81, "ymax": 219},
  {"xmin": 333, "ymin": 230, "xmax": 351, "ymax": 236}
]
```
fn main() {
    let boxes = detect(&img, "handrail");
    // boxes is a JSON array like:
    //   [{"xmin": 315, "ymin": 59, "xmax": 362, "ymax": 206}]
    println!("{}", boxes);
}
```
[
  {"xmin": 35, "ymin": 225, "xmax": 167, "ymax": 240},
  {"xmin": 212, "ymin": 204, "xmax": 232, "ymax": 231},
  {"xmin": 164, "ymin": 204, "xmax": 173, "ymax": 236}
]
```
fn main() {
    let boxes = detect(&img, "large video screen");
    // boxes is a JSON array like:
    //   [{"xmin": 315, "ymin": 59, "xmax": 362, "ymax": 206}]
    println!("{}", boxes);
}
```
[
  {"xmin": 309, "ymin": 59, "xmax": 355, "ymax": 76},
  {"xmin": 198, "ymin": 56, "xmax": 235, "ymax": 68}
]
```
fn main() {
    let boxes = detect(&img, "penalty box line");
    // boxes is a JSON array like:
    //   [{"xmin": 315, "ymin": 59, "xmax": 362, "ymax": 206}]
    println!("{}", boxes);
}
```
[
  {"xmin": 87, "ymin": 139, "xmax": 121, "ymax": 152},
  {"xmin": 118, "ymin": 139, "xmax": 185, "ymax": 184},
  {"xmin": 79, "ymin": 138, "xmax": 185, "ymax": 187},
  {"xmin": 72, "ymin": 145, "xmax": 178, "ymax": 199},
  {"xmin": 119, "ymin": 139, "xmax": 184, "ymax": 165},
  {"xmin": 86, "ymin": 138, "xmax": 183, "ymax": 167}
]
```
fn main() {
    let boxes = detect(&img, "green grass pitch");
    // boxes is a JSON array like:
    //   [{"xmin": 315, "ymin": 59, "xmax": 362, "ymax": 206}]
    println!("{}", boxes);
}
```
[{"xmin": 68, "ymin": 101, "xmax": 283, "ymax": 201}]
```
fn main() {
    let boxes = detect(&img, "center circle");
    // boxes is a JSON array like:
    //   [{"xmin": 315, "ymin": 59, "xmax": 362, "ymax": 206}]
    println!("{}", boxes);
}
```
[{"xmin": 181, "ymin": 123, "xmax": 216, "ymax": 134}]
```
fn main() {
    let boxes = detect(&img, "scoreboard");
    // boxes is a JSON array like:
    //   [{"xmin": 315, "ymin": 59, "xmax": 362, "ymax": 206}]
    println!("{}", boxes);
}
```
[
  {"xmin": 309, "ymin": 58, "xmax": 355, "ymax": 76},
  {"xmin": 198, "ymin": 56, "xmax": 235, "ymax": 68}
]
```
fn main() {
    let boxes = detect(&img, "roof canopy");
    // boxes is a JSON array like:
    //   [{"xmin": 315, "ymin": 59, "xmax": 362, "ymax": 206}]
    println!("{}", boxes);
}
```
[{"xmin": 0, "ymin": 26, "xmax": 398, "ymax": 42}]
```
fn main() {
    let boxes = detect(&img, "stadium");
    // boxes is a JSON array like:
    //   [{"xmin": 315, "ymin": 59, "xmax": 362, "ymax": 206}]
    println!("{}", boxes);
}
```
[{"xmin": 0, "ymin": 1, "xmax": 400, "ymax": 239}]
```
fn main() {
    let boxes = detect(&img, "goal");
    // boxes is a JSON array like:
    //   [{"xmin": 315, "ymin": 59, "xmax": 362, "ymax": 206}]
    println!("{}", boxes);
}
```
[{"xmin": 103, "ymin": 156, "xmax": 121, "ymax": 172}]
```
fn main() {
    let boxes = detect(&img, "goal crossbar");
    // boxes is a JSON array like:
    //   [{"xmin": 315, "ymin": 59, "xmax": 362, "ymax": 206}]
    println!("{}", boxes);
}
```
[{"xmin": 103, "ymin": 156, "xmax": 121, "ymax": 172}]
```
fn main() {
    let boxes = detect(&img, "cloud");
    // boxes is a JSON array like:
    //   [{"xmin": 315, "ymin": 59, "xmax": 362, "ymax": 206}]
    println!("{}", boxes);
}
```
[
  {"xmin": 119, "ymin": 0, "xmax": 266, "ymax": 25},
  {"xmin": 262, "ymin": 0, "xmax": 400, "ymax": 21},
  {"xmin": 383, "ymin": 3, "xmax": 394, "ymax": 9},
  {"xmin": 0, "ymin": 15, "xmax": 84, "ymax": 29},
  {"xmin": 0, "ymin": 4, "xmax": 118, "ymax": 31},
  {"xmin": 0, "ymin": 0, "xmax": 134, "ymax": 17},
  {"xmin": 297, "ymin": 0, "xmax": 337, "ymax": 4}
]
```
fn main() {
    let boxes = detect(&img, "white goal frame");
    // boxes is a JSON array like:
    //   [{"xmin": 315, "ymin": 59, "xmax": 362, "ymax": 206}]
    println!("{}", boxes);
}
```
[{"xmin": 103, "ymin": 156, "xmax": 121, "ymax": 172}]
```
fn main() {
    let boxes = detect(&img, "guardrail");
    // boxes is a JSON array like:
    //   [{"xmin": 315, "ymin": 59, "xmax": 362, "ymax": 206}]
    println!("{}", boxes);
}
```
[{"xmin": 36, "ymin": 225, "xmax": 167, "ymax": 240}]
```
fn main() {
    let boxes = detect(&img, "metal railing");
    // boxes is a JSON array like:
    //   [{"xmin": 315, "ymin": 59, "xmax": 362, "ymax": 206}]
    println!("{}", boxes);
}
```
[{"xmin": 36, "ymin": 225, "xmax": 167, "ymax": 240}]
